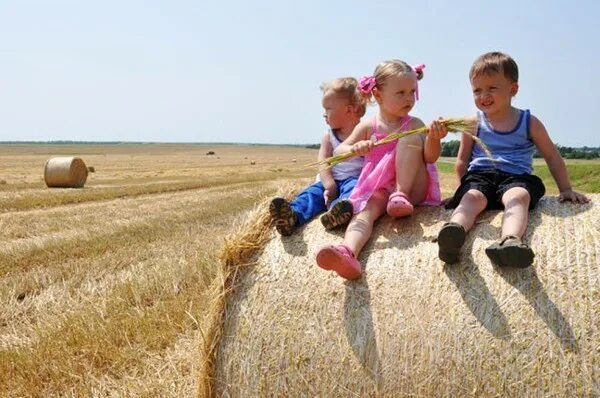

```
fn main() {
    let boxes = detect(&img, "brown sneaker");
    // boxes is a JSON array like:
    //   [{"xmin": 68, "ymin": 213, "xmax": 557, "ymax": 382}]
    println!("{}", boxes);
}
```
[
  {"xmin": 269, "ymin": 197, "xmax": 297, "ymax": 236},
  {"xmin": 437, "ymin": 222, "xmax": 466, "ymax": 264},
  {"xmin": 320, "ymin": 200, "xmax": 353, "ymax": 230},
  {"xmin": 485, "ymin": 236, "xmax": 534, "ymax": 268}
]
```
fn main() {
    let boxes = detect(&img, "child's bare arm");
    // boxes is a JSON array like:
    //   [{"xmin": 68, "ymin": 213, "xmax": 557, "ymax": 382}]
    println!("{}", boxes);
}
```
[
  {"xmin": 336, "ymin": 121, "xmax": 372, "ymax": 155},
  {"xmin": 530, "ymin": 116, "xmax": 590, "ymax": 203},
  {"xmin": 317, "ymin": 132, "xmax": 336, "ymax": 195},
  {"xmin": 423, "ymin": 118, "xmax": 449, "ymax": 163},
  {"xmin": 455, "ymin": 132, "xmax": 474, "ymax": 184}
]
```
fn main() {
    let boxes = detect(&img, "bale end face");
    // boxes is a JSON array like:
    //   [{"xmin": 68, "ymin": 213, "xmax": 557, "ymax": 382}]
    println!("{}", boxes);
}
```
[{"xmin": 44, "ymin": 157, "xmax": 88, "ymax": 188}]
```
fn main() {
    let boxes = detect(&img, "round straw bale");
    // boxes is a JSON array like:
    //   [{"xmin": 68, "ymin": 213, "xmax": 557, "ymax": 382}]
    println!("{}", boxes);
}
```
[
  {"xmin": 44, "ymin": 157, "xmax": 88, "ymax": 188},
  {"xmin": 205, "ymin": 195, "xmax": 600, "ymax": 397}
]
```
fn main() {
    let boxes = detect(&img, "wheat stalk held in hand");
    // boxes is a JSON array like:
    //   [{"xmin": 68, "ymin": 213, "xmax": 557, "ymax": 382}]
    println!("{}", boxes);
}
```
[{"xmin": 313, "ymin": 118, "xmax": 490, "ymax": 169}]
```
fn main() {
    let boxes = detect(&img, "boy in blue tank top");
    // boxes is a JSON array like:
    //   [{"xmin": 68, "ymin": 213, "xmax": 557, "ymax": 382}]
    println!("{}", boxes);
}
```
[{"xmin": 437, "ymin": 52, "xmax": 590, "ymax": 267}]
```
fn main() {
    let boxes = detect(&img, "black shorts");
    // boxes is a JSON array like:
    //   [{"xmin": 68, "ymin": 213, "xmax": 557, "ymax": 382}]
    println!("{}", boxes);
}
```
[{"xmin": 445, "ymin": 169, "xmax": 546, "ymax": 210}]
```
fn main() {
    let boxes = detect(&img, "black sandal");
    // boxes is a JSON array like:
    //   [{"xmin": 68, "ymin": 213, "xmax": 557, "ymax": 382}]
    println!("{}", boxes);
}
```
[
  {"xmin": 269, "ymin": 197, "xmax": 297, "ymax": 236},
  {"xmin": 485, "ymin": 235, "xmax": 534, "ymax": 268},
  {"xmin": 320, "ymin": 200, "xmax": 353, "ymax": 230},
  {"xmin": 437, "ymin": 222, "xmax": 467, "ymax": 264}
]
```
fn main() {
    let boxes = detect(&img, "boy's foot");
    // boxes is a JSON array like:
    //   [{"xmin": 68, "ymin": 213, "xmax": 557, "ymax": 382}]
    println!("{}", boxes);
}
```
[
  {"xmin": 320, "ymin": 200, "xmax": 353, "ymax": 230},
  {"xmin": 315, "ymin": 244, "xmax": 362, "ymax": 280},
  {"xmin": 387, "ymin": 191, "xmax": 413, "ymax": 218},
  {"xmin": 485, "ymin": 236, "xmax": 535, "ymax": 268},
  {"xmin": 437, "ymin": 222, "xmax": 467, "ymax": 264},
  {"xmin": 269, "ymin": 197, "xmax": 297, "ymax": 236}
]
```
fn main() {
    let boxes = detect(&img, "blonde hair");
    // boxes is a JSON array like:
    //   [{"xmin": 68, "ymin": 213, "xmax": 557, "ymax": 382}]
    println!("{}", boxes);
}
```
[
  {"xmin": 320, "ymin": 77, "xmax": 367, "ymax": 117},
  {"xmin": 470, "ymin": 52, "xmax": 519, "ymax": 82},
  {"xmin": 361, "ymin": 59, "xmax": 423, "ymax": 103}
]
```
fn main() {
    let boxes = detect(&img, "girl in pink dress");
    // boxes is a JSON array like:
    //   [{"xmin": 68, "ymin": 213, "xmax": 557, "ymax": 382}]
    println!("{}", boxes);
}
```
[{"xmin": 316, "ymin": 59, "xmax": 448, "ymax": 280}]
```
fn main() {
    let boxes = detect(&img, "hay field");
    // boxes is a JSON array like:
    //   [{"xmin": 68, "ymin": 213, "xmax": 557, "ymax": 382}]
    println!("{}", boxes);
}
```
[
  {"xmin": 0, "ymin": 143, "xmax": 317, "ymax": 397},
  {"xmin": 0, "ymin": 144, "xmax": 597, "ymax": 397}
]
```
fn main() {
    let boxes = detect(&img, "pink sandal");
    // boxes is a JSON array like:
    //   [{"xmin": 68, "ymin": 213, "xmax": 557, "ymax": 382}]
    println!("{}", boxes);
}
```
[
  {"xmin": 316, "ymin": 244, "xmax": 362, "ymax": 280},
  {"xmin": 387, "ymin": 191, "xmax": 414, "ymax": 218}
]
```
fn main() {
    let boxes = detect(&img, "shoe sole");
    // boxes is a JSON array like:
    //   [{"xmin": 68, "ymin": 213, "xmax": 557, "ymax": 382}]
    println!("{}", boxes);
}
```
[
  {"xmin": 321, "ymin": 200, "xmax": 353, "ymax": 230},
  {"xmin": 437, "ymin": 224, "xmax": 466, "ymax": 264},
  {"xmin": 269, "ymin": 198, "xmax": 295, "ymax": 236},
  {"xmin": 316, "ymin": 245, "xmax": 362, "ymax": 280},
  {"xmin": 485, "ymin": 244, "xmax": 534, "ymax": 268}
]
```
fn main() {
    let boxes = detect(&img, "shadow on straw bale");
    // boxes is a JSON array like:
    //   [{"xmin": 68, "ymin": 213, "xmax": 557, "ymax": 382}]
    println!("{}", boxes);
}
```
[{"xmin": 204, "ymin": 195, "xmax": 599, "ymax": 397}]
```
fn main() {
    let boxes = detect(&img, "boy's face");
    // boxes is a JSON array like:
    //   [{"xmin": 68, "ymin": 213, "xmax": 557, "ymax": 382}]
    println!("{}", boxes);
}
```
[
  {"xmin": 471, "ymin": 72, "xmax": 519, "ymax": 115},
  {"xmin": 374, "ymin": 74, "xmax": 417, "ymax": 118},
  {"xmin": 322, "ymin": 91, "xmax": 352, "ymax": 129}
]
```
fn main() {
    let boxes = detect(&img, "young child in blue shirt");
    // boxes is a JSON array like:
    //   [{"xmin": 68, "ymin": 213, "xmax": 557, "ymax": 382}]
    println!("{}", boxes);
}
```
[{"xmin": 438, "ymin": 52, "xmax": 590, "ymax": 267}]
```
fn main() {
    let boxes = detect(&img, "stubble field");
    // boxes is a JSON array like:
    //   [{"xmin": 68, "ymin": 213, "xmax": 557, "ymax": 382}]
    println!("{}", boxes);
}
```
[{"xmin": 0, "ymin": 143, "xmax": 597, "ymax": 396}]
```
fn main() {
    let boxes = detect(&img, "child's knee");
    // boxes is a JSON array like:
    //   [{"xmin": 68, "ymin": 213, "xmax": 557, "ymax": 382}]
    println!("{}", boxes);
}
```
[
  {"xmin": 396, "ymin": 133, "xmax": 423, "ymax": 149},
  {"xmin": 502, "ymin": 187, "xmax": 530, "ymax": 207},
  {"xmin": 462, "ymin": 189, "xmax": 487, "ymax": 206}
]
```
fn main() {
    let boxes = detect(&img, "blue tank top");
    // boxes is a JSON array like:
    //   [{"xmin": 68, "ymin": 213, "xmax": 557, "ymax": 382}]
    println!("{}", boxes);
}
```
[{"xmin": 469, "ymin": 109, "xmax": 535, "ymax": 174}]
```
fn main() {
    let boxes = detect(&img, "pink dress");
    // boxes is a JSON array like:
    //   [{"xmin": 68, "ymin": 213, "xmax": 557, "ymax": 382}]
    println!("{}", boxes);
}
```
[{"xmin": 349, "ymin": 115, "xmax": 441, "ymax": 214}]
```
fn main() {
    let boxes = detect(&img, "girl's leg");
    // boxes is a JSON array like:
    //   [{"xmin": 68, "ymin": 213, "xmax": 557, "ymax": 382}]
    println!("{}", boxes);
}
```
[
  {"xmin": 343, "ymin": 190, "xmax": 388, "ymax": 256},
  {"xmin": 316, "ymin": 191, "xmax": 387, "ymax": 279},
  {"xmin": 395, "ymin": 134, "xmax": 429, "ymax": 203}
]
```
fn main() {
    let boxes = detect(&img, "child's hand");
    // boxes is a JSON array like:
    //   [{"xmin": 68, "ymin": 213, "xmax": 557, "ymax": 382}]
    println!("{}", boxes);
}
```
[
  {"xmin": 323, "ymin": 184, "xmax": 338, "ymax": 205},
  {"xmin": 351, "ymin": 140, "xmax": 373, "ymax": 156},
  {"xmin": 428, "ymin": 118, "xmax": 448, "ymax": 141},
  {"xmin": 559, "ymin": 189, "xmax": 591, "ymax": 203}
]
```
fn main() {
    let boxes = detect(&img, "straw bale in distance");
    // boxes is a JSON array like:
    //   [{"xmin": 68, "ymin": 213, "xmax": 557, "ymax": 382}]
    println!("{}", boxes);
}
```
[
  {"xmin": 44, "ymin": 156, "xmax": 89, "ymax": 188},
  {"xmin": 210, "ymin": 195, "xmax": 600, "ymax": 396}
]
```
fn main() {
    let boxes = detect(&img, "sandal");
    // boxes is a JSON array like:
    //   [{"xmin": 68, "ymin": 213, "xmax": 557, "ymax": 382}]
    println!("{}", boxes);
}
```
[
  {"xmin": 320, "ymin": 200, "xmax": 353, "ymax": 230},
  {"xmin": 387, "ymin": 191, "xmax": 414, "ymax": 218},
  {"xmin": 269, "ymin": 197, "xmax": 297, "ymax": 236},
  {"xmin": 437, "ymin": 222, "xmax": 466, "ymax": 264},
  {"xmin": 316, "ymin": 244, "xmax": 362, "ymax": 280},
  {"xmin": 485, "ymin": 235, "xmax": 535, "ymax": 268}
]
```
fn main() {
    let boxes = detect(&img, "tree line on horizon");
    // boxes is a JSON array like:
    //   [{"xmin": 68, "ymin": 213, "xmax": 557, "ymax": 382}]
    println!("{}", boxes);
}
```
[{"xmin": 438, "ymin": 140, "xmax": 600, "ymax": 159}]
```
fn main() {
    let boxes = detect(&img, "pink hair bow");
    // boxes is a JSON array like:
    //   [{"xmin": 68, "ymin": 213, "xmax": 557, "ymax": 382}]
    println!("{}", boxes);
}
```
[
  {"xmin": 413, "ymin": 64, "xmax": 425, "ymax": 100},
  {"xmin": 358, "ymin": 75, "xmax": 377, "ymax": 94}
]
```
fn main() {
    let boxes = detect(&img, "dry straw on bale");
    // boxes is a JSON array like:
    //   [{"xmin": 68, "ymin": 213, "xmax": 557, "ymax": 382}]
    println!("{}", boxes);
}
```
[
  {"xmin": 44, "ymin": 156, "xmax": 88, "ymax": 188},
  {"xmin": 199, "ymin": 186, "xmax": 298, "ymax": 398},
  {"xmin": 204, "ymin": 194, "xmax": 600, "ymax": 397}
]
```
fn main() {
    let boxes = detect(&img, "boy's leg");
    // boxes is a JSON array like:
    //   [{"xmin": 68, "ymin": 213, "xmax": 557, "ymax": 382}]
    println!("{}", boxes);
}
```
[
  {"xmin": 269, "ymin": 198, "xmax": 297, "ymax": 236},
  {"xmin": 500, "ymin": 187, "xmax": 530, "ymax": 238},
  {"xmin": 270, "ymin": 182, "xmax": 326, "ymax": 236},
  {"xmin": 438, "ymin": 189, "xmax": 488, "ymax": 263},
  {"xmin": 290, "ymin": 182, "xmax": 327, "ymax": 226},
  {"xmin": 485, "ymin": 187, "xmax": 535, "ymax": 268},
  {"xmin": 449, "ymin": 189, "xmax": 488, "ymax": 231},
  {"xmin": 320, "ymin": 177, "xmax": 357, "ymax": 230}
]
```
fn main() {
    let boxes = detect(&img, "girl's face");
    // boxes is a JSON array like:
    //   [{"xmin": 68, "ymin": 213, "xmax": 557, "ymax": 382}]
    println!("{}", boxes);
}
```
[
  {"xmin": 321, "ymin": 91, "xmax": 352, "ymax": 129},
  {"xmin": 471, "ymin": 72, "xmax": 518, "ymax": 115},
  {"xmin": 374, "ymin": 74, "xmax": 417, "ymax": 118}
]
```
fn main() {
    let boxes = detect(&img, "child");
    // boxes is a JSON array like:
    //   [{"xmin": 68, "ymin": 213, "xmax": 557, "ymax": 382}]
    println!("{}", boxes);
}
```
[
  {"xmin": 438, "ymin": 51, "xmax": 590, "ymax": 268},
  {"xmin": 315, "ymin": 59, "xmax": 447, "ymax": 280},
  {"xmin": 270, "ymin": 77, "xmax": 366, "ymax": 236}
]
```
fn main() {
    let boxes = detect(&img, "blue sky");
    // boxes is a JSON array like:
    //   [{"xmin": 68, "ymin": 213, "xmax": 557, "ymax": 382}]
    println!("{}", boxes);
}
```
[{"xmin": 1, "ymin": 0, "xmax": 598, "ymax": 146}]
